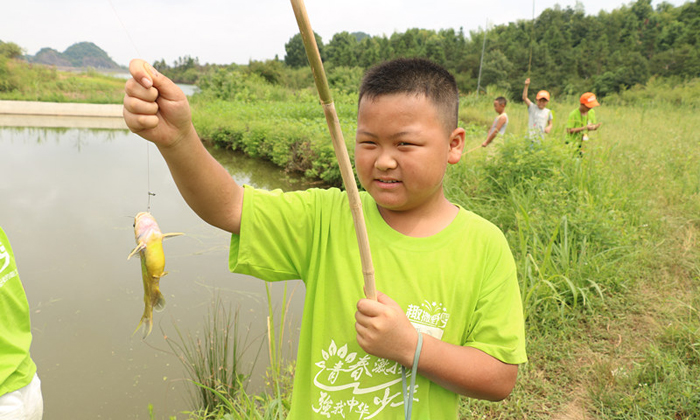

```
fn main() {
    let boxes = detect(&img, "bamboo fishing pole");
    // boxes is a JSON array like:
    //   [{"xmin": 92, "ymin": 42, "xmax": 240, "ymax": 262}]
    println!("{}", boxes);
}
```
[
  {"xmin": 289, "ymin": 0, "xmax": 377, "ymax": 300},
  {"xmin": 465, "ymin": 145, "xmax": 482, "ymax": 154}
]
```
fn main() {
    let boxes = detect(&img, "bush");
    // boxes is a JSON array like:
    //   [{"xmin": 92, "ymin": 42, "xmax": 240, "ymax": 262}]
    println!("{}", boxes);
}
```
[{"xmin": 446, "ymin": 136, "xmax": 637, "ymax": 322}]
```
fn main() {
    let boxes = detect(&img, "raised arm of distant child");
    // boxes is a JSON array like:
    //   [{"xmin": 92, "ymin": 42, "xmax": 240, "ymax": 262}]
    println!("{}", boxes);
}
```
[
  {"xmin": 123, "ymin": 59, "xmax": 243, "ymax": 234},
  {"xmin": 522, "ymin": 78, "xmax": 532, "ymax": 107}
]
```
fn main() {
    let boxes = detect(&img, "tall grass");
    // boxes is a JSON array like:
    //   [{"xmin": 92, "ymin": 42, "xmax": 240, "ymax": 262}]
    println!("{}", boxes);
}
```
[
  {"xmin": 166, "ymin": 289, "xmax": 295, "ymax": 419},
  {"xmin": 452, "ymin": 84, "xmax": 700, "ymax": 417},
  {"xmin": 165, "ymin": 299, "xmax": 257, "ymax": 417}
]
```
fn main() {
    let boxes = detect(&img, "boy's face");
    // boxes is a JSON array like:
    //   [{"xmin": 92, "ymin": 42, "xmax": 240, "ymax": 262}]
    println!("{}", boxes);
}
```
[
  {"xmin": 355, "ymin": 93, "xmax": 465, "ymax": 214},
  {"xmin": 493, "ymin": 100, "xmax": 505, "ymax": 114},
  {"xmin": 537, "ymin": 98, "xmax": 548, "ymax": 109}
]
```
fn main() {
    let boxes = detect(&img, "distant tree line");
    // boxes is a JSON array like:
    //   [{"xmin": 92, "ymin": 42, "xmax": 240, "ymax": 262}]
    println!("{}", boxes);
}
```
[
  {"xmin": 152, "ymin": 0, "xmax": 699, "ymax": 99},
  {"xmin": 283, "ymin": 0, "xmax": 700, "ymax": 98}
]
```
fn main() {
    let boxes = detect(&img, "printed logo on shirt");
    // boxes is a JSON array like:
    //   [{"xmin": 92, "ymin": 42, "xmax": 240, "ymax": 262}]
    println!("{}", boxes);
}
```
[
  {"xmin": 406, "ymin": 300, "xmax": 451, "ymax": 340},
  {"xmin": 312, "ymin": 340, "xmax": 416, "ymax": 419},
  {"xmin": 310, "ymin": 301, "xmax": 450, "ymax": 418},
  {"xmin": 0, "ymin": 242, "xmax": 18, "ymax": 288}
]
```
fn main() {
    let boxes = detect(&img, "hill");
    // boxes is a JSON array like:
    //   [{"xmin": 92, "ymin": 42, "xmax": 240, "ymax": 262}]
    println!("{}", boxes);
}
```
[{"xmin": 25, "ymin": 42, "xmax": 122, "ymax": 69}]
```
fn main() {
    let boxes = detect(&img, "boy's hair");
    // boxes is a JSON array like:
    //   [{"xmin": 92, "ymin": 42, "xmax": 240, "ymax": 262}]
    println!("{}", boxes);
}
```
[
  {"xmin": 495, "ymin": 96, "xmax": 507, "ymax": 106},
  {"xmin": 359, "ymin": 58, "xmax": 459, "ymax": 133}
]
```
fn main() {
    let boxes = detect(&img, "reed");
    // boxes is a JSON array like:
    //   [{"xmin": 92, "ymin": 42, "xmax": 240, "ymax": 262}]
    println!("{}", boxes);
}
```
[{"xmin": 165, "ymin": 299, "xmax": 259, "ymax": 417}]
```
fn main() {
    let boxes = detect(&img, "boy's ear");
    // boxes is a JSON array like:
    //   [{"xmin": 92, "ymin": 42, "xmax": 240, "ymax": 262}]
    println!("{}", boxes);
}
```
[{"xmin": 447, "ymin": 127, "xmax": 466, "ymax": 164}]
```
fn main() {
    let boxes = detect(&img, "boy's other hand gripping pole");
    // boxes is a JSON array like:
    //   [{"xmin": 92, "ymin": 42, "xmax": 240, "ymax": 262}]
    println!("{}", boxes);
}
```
[{"xmin": 289, "ymin": 0, "xmax": 376, "ymax": 300}]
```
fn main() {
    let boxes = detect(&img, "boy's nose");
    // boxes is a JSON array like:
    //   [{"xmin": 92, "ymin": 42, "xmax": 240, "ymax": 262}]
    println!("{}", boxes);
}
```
[{"xmin": 374, "ymin": 151, "xmax": 398, "ymax": 171}]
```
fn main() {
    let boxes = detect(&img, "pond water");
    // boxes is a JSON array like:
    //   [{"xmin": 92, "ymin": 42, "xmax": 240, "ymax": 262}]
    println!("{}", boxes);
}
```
[{"xmin": 0, "ymin": 125, "xmax": 310, "ymax": 419}]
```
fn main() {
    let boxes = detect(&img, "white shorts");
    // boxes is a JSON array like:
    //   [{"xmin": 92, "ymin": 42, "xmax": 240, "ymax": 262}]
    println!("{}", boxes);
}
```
[{"xmin": 0, "ymin": 374, "xmax": 43, "ymax": 420}]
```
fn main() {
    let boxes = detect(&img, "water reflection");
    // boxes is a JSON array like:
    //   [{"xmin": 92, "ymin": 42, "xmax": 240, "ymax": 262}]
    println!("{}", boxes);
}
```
[{"xmin": 0, "ymin": 127, "xmax": 309, "ymax": 419}]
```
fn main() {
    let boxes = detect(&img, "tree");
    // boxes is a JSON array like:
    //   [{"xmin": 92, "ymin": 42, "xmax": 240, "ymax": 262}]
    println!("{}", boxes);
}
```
[
  {"xmin": 357, "ymin": 37, "xmax": 382, "ymax": 68},
  {"xmin": 325, "ymin": 32, "xmax": 359, "ymax": 67},
  {"xmin": 284, "ymin": 32, "xmax": 324, "ymax": 68},
  {"xmin": 0, "ymin": 41, "xmax": 23, "ymax": 59}
]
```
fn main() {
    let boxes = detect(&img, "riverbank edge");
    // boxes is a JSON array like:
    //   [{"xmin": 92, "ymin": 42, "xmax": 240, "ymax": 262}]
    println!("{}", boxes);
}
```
[{"xmin": 0, "ymin": 100, "xmax": 123, "ymax": 117}]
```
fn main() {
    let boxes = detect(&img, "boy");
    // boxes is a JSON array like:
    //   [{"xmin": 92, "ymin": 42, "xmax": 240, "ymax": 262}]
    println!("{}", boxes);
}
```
[
  {"xmin": 566, "ymin": 92, "xmax": 602, "ymax": 154},
  {"xmin": 482, "ymin": 96, "xmax": 508, "ymax": 147},
  {"xmin": 123, "ymin": 58, "xmax": 527, "ymax": 419},
  {"xmin": 522, "ymin": 78, "xmax": 553, "ymax": 141},
  {"xmin": 0, "ymin": 227, "xmax": 43, "ymax": 420}
]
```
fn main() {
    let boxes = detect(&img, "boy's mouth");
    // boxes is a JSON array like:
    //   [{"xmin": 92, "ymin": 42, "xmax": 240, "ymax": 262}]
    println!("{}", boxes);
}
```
[{"xmin": 376, "ymin": 178, "xmax": 400, "ymax": 184}]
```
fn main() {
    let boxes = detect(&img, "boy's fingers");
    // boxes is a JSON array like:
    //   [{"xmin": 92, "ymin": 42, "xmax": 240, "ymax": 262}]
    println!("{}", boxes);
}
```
[
  {"xmin": 357, "ymin": 290, "xmax": 400, "ymax": 316},
  {"xmin": 123, "ymin": 93, "xmax": 158, "ymax": 116},
  {"xmin": 376, "ymin": 291, "xmax": 400, "ymax": 308},
  {"xmin": 124, "ymin": 78, "xmax": 158, "ymax": 103},
  {"xmin": 122, "ymin": 108, "xmax": 158, "ymax": 132},
  {"xmin": 129, "ymin": 58, "xmax": 185, "ymax": 102},
  {"xmin": 129, "ymin": 59, "xmax": 154, "ymax": 89}
]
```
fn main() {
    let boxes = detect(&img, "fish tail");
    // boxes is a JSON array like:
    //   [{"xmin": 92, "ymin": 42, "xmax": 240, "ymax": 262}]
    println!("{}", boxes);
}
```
[
  {"xmin": 132, "ymin": 315, "xmax": 153, "ymax": 339},
  {"xmin": 133, "ymin": 304, "xmax": 154, "ymax": 339}
]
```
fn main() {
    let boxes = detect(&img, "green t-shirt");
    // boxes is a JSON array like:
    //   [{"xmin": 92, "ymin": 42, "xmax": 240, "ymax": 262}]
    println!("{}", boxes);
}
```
[
  {"xmin": 0, "ymin": 227, "xmax": 37, "ymax": 396},
  {"xmin": 230, "ymin": 187, "xmax": 527, "ymax": 419},
  {"xmin": 565, "ymin": 108, "xmax": 597, "ymax": 145}
]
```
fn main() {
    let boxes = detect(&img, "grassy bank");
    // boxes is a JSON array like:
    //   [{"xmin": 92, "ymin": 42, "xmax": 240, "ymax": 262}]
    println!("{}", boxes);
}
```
[
  {"xmin": 0, "ymin": 57, "xmax": 125, "ymax": 103},
  {"xmin": 451, "ymin": 90, "xmax": 700, "ymax": 418},
  {"xmin": 169, "ymin": 77, "xmax": 700, "ymax": 419}
]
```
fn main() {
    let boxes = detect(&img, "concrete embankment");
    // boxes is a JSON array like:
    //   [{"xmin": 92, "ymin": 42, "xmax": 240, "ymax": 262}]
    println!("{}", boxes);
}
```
[{"xmin": 0, "ymin": 100, "xmax": 127, "ymax": 129}]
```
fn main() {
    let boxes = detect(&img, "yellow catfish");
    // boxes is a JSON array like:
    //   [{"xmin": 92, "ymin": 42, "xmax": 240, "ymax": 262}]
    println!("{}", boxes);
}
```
[{"xmin": 127, "ymin": 212, "xmax": 183, "ymax": 338}]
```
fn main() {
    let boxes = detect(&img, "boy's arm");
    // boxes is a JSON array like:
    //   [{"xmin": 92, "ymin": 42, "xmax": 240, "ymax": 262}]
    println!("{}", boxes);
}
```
[
  {"xmin": 587, "ymin": 112, "xmax": 601, "ymax": 131},
  {"xmin": 356, "ymin": 292, "xmax": 519, "ymax": 401},
  {"xmin": 123, "ymin": 59, "xmax": 244, "ymax": 234},
  {"xmin": 565, "ymin": 111, "xmax": 581, "ymax": 134},
  {"xmin": 545, "ymin": 111, "xmax": 553, "ymax": 134},
  {"xmin": 482, "ymin": 114, "xmax": 506, "ymax": 147},
  {"xmin": 522, "ymin": 78, "xmax": 532, "ymax": 107}
]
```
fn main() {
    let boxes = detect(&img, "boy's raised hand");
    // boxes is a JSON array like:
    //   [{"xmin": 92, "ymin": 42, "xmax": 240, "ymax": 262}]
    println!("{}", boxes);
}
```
[
  {"xmin": 123, "ymin": 59, "xmax": 193, "ymax": 147},
  {"xmin": 355, "ymin": 291, "xmax": 420, "ymax": 367}
]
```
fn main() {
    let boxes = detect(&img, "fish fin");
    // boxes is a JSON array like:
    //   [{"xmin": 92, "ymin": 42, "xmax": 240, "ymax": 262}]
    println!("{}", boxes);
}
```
[
  {"xmin": 132, "ymin": 317, "xmax": 153, "ymax": 339},
  {"xmin": 162, "ymin": 232, "xmax": 184, "ymax": 239},
  {"xmin": 127, "ymin": 243, "xmax": 146, "ymax": 260},
  {"xmin": 154, "ymin": 293, "xmax": 166, "ymax": 312}
]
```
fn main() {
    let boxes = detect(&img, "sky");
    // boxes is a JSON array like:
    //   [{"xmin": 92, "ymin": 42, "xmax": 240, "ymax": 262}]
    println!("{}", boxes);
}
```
[{"xmin": 1, "ymin": 0, "xmax": 690, "ymax": 68}]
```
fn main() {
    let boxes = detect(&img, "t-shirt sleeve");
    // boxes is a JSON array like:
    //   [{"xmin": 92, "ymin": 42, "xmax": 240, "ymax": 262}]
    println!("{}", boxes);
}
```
[
  {"xmin": 464, "ymin": 225, "xmax": 527, "ymax": 365},
  {"xmin": 229, "ymin": 186, "xmax": 316, "ymax": 281}
]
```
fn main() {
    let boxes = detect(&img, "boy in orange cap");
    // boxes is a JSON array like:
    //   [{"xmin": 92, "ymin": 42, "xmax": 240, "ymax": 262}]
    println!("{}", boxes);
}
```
[
  {"xmin": 566, "ymin": 92, "xmax": 602, "ymax": 153},
  {"xmin": 522, "ymin": 78, "xmax": 553, "ymax": 142}
]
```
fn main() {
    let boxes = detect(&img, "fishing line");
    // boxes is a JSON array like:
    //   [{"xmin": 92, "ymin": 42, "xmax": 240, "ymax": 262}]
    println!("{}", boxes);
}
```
[
  {"xmin": 107, "ymin": 0, "xmax": 155, "ymax": 211},
  {"xmin": 107, "ymin": 0, "xmax": 142, "ymax": 58},
  {"xmin": 147, "ymin": 144, "xmax": 156, "ymax": 212}
]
